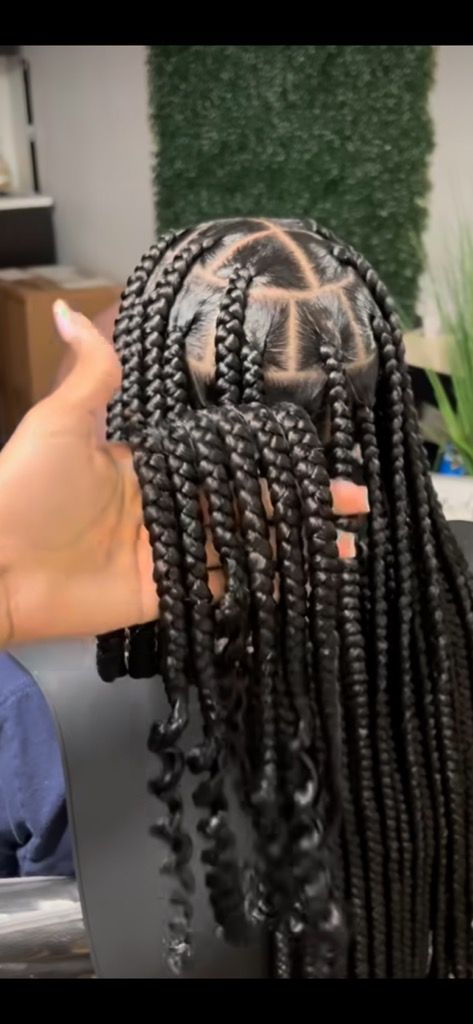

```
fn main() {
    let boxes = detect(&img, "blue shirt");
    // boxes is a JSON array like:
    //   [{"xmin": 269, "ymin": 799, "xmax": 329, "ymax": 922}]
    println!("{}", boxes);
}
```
[{"xmin": 0, "ymin": 653, "xmax": 74, "ymax": 877}]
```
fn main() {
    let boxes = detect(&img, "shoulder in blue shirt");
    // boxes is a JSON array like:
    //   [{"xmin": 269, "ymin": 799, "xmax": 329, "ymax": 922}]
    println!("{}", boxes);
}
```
[{"xmin": 0, "ymin": 652, "xmax": 74, "ymax": 878}]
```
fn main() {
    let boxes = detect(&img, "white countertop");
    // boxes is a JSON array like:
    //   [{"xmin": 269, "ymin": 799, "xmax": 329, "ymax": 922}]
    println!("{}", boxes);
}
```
[
  {"xmin": 432, "ymin": 473, "xmax": 473, "ymax": 522},
  {"xmin": 0, "ymin": 194, "xmax": 53, "ymax": 211}
]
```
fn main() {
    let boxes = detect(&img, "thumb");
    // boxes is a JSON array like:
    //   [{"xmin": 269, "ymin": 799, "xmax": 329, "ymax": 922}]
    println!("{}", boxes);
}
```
[{"xmin": 52, "ymin": 299, "xmax": 122, "ymax": 410}]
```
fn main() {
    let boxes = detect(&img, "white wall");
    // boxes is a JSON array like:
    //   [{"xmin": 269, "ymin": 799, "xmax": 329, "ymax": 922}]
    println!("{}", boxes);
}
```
[
  {"xmin": 426, "ymin": 46, "xmax": 473, "ymax": 270},
  {"xmin": 419, "ymin": 45, "xmax": 473, "ymax": 325},
  {"xmin": 22, "ymin": 45, "xmax": 156, "ymax": 283}
]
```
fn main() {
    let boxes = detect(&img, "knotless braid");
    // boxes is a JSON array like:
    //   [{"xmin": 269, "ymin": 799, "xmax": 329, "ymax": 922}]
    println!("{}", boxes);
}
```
[
  {"xmin": 215, "ymin": 266, "xmax": 254, "ymax": 406},
  {"xmin": 327, "ymin": 229, "xmax": 472, "ymax": 976},
  {"xmin": 97, "ymin": 228, "xmax": 188, "ymax": 683},
  {"xmin": 318, "ymin": 341, "xmax": 388, "ymax": 976},
  {"xmin": 356, "ymin": 404, "xmax": 406, "ymax": 977},
  {"xmin": 95, "ymin": 216, "xmax": 473, "ymax": 979},
  {"xmin": 273, "ymin": 403, "xmax": 349, "ymax": 976},
  {"xmin": 134, "ymin": 430, "xmax": 195, "ymax": 975},
  {"xmin": 245, "ymin": 403, "xmax": 344, "ymax": 976}
]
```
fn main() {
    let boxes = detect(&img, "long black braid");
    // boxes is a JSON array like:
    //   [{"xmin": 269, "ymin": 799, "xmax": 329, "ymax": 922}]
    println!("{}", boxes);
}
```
[
  {"xmin": 96, "ymin": 216, "xmax": 473, "ymax": 978},
  {"xmin": 208, "ymin": 408, "xmax": 284, "ymax": 913},
  {"xmin": 245, "ymin": 403, "xmax": 344, "ymax": 976},
  {"xmin": 124, "ymin": 233, "xmax": 223, "ymax": 687},
  {"xmin": 356, "ymin": 404, "xmax": 407, "ymax": 977},
  {"xmin": 159, "ymin": 419, "xmax": 249, "ymax": 946},
  {"xmin": 317, "ymin": 340, "xmax": 388, "ymax": 976},
  {"xmin": 134, "ymin": 430, "xmax": 195, "ymax": 974},
  {"xmin": 321, "ymin": 226, "xmax": 471, "ymax": 976},
  {"xmin": 272, "ymin": 403, "xmax": 349, "ymax": 977},
  {"xmin": 97, "ymin": 228, "xmax": 188, "ymax": 682},
  {"xmin": 325, "ymin": 228, "xmax": 472, "ymax": 976},
  {"xmin": 274, "ymin": 400, "xmax": 366, "ymax": 975},
  {"xmin": 154, "ymin": 281, "xmax": 263, "ymax": 941},
  {"xmin": 142, "ymin": 264, "xmax": 269, "ymax": 951},
  {"xmin": 215, "ymin": 267, "xmax": 254, "ymax": 406}
]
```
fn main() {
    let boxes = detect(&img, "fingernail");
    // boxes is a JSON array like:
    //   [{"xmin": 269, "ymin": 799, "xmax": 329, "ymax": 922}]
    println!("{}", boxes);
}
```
[
  {"xmin": 53, "ymin": 299, "xmax": 75, "ymax": 340},
  {"xmin": 337, "ymin": 530, "xmax": 357, "ymax": 560}
]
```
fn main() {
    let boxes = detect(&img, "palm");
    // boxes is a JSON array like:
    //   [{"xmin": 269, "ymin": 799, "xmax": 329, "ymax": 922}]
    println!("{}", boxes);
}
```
[
  {"xmin": 0, "ymin": 307, "xmax": 156, "ymax": 643},
  {"xmin": 2, "ymin": 404, "xmax": 120, "ymax": 560}
]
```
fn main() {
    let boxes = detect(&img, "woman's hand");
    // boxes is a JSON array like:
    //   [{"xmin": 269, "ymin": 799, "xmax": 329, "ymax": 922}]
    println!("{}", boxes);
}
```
[
  {"xmin": 0, "ymin": 302, "xmax": 369, "ymax": 648},
  {"xmin": 0, "ymin": 302, "xmax": 156, "ymax": 645}
]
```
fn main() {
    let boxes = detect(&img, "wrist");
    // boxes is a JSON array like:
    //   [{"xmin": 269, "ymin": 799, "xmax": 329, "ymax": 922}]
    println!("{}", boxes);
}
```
[{"xmin": 0, "ymin": 562, "xmax": 58, "ymax": 647}]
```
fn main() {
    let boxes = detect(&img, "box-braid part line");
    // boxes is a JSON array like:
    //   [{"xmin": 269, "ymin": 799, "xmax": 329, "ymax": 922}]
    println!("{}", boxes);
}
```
[{"xmin": 95, "ymin": 216, "xmax": 473, "ymax": 979}]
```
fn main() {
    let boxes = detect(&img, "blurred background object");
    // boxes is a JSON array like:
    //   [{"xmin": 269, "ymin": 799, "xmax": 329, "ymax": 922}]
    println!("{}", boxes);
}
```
[
  {"xmin": 0, "ymin": 876, "xmax": 93, "ymax": 978},
  {"xmin": 0, "ymin": 268, "xmax": 121, "ymax": 443},
  {"xmin": 423, "ymin": 227, "xmax": 473, "ymax": 475}
]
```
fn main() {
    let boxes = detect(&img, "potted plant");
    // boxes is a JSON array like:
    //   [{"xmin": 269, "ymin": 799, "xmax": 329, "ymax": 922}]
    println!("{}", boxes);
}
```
[
  {"xmin": 427, "ymin": 227, "xmax": 473, "ymax": 474},
  {"xmin": 416, "ymin": 227, "xmax": 473, "ymax": 522}
]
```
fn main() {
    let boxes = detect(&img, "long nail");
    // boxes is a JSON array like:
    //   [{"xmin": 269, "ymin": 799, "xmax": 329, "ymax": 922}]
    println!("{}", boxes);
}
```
[{"xmin": 53, "ymin": 299, "xmax": 76, "ymax": 341}]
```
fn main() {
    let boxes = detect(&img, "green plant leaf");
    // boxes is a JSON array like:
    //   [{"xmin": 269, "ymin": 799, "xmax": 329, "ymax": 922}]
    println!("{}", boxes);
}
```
[
  {"xmin": 426, "ymin": 370, "xmax": 473, "ymax": 473},
  {"xmin": 428, "ymin": 223, "xmax": 473, "ymax": 470}
]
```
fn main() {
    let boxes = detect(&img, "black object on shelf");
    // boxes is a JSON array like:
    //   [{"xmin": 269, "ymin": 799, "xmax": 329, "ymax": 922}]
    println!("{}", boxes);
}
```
[
  {"xmin": 0, "ymin": 196, "xmax": 56, "ymax": 268},
  {"xmin": 21, "ymin": 57, "xmax": 41, "ymax": 194}
]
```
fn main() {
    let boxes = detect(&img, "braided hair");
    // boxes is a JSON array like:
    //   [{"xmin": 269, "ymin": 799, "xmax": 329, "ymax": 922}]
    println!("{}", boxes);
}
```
[{"xmin": 97, "ymin": 217, "xmax": 473, "ymax": 978}]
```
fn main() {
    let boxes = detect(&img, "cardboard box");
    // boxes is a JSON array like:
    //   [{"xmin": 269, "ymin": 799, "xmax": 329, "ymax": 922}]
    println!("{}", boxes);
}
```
[{"xmin": 0, "ymin": 269, "xmax": 122, "ymax": 442}]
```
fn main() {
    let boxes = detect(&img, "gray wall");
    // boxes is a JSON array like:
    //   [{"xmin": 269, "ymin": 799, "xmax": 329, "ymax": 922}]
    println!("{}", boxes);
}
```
[{"xmin": 22, "ymin": 45, "xmax": 156, "ymax": 283}]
